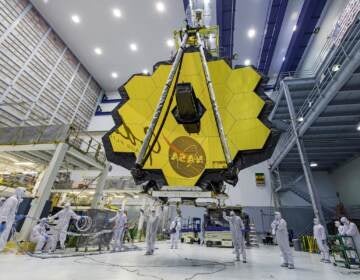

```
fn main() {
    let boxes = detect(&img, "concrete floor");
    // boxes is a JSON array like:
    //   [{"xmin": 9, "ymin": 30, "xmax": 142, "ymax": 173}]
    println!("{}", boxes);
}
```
[{"xmin": 1, "ymin": 242, "xmax": 359, "ymax": 280}]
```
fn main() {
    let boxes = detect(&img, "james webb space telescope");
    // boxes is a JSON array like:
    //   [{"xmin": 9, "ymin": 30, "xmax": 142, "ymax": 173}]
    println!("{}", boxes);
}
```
[{"xmin": 102, "ymin": 25, "xmax": 278, "ymax": 200}]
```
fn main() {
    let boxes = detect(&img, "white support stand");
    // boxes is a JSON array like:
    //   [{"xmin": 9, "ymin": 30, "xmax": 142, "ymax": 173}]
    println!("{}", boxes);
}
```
[
  {"xmin": 90, "ymin": 163, "xmax": 110, "ymax": 209},
  {"xmin": 19, "ymin": 143, "xmax": 68, "ymax": 240}
]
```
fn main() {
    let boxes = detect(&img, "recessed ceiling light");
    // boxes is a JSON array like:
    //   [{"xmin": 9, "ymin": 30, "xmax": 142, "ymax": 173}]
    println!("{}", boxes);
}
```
[
  {"xmin": 166, "ymin": 39, "xmax": 175, "ymax": 47},
  {"xmin": 357, "ymin": 123, "xmax": 360, "ymax": 131},
  {"xmin": 247, "ymin": 28, "xmax": 256, "ymax": 38},
  {"xmin": 142, "ymin": 69, "xmax": 149, "ymax": 74},
  {"xmin": 111, "ymin": 72, "xmax": 118, "ymax": 78},
  {"xmin": 156, "ymin": 2, "xmax": 165, "ymax": 13},
  {"xmin": 204, "ymin": 0, "xmax": 211, "ymax": 4},
  {"xmin": 130, "ymin": 43, "xmax": 138, "ymax": 51},
  {"xmin": 113, "ymin": 8, "xmax": 122, "ymax": 18},
  {"xmin": 310, "ymin": 162, "xmax": 318, "ymax": 168},
  {"xmin": 71, "ymin": 14, "xmax": 81, "ymax": 24},
  {"xmin": 282, "ymin": 56, "xmax": 286, "ymax": 61},
  {"xmin": 292, "ymin": 25, "xmax": 297, "ymax": 32},
  {"xmin": 43, "ymin": 0, "xmax": 49, "ymax": 3},
  {"xmin": 94, "ymin": 47, "xmax": 103, "ymax": 55},
  {"xmin": 244, "ymin": 59, "xmax": 251, "ymax": 66},
  {"xmin": 297, "ymin": 116, "xmax": 304, "ymax": 122}
]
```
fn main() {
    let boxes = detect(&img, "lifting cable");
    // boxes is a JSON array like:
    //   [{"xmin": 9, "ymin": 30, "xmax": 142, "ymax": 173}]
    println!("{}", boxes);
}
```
[{"xmin": 142, "ymin": 49, "xmax": 185, "ymax": 166}]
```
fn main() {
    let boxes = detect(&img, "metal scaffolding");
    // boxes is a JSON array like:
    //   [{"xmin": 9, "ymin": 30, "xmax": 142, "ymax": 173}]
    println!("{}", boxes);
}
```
[{"xmin": 268, "ymin": 10, "xmax": 360, "ymax": 222}]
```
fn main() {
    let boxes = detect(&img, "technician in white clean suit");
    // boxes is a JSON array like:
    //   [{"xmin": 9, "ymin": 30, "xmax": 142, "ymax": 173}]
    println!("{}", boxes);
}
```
[
  {"xmin": 142, "ymin": 207, "xmax": 161, "ymax": 255},
  {"xmin": 49, "ymin": 202, "xmax": 80, "ymax": 250},
  {"xmin": 170, "ymin": 215, "xmax": 181, "ymax": 249},
  {"xmin": 0, "ymin": 187, "xmax": 25, "ymax": 251},
  {"xmin": 223, "ymin": 210, "xmax": 247, "ymax": 263},
  {"xmin": 335, "ymin": 220, "xmax": 344, "ymax": 235},
  {"xmin": 313, "ymin": 218, "xmax": 330, "ymax": 263},
  {"xmin": 271, "ymin": 211, "xmax": 295, "ymax": 269},
  {"xmin": 109, "ymin": 209, "xmax": 127, "ymax": 251},
  {"xmin": 30, "ymin": 218, "xmax": 51, "ymax": 253},
  {"xmin": 340, "ymin": 217, "xmax": 360, "ymax": 257}
]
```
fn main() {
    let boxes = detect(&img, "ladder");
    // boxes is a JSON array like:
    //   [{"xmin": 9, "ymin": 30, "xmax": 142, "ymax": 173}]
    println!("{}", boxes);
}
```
[{"xmin": 247, "ymin": 223, "xmax": 259, "ymax": 247}]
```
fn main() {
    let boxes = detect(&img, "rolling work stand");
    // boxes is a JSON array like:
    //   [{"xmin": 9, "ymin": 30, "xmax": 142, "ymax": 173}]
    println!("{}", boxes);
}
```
[{"xmin": 328, "ymin": 235, "xmax": 360, "ymax": 269}]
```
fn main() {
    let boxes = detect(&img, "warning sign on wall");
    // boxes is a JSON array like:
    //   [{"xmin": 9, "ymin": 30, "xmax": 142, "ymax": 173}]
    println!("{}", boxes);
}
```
[{"xmin": 255, "ymin": 173, "xmax": 265, "ymax": 186}]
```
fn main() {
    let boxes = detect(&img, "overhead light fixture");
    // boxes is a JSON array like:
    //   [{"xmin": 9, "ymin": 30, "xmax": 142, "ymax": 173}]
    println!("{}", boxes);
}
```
[
  {"xmin": 142, "ymin": 69, "xmax": 149, "ymax": 75},
  {"xmin": 204, "ymin": 0, "xmax": 211, "ymax": 4},
  {"xmin": 292, "ymin": 25, "xmax": 297, "ymax": 32},
  {"xmin": 111, "ymin": 72, "xmax": 118, "ymax": 79},
  {"xmin": 156, "ymin": 2, "xmax": 165, "ymax": 12},
  {"xmin": 130, "ymin": 43, "xmax": 138, "ymax": 51},
  {"xmin": 71, "ymin": 14, "xmax": 81, "ymax": 24},
  {"xmin": 244, "ymin": 59, "xmax": 251, "ymax": 66},
  {"xmin": 282, "ymin": 56, "xmax": 286, "ymax": 61},
  {"xmin": 332, "ymin": 64, "xmax": 341, "ymax": 72},
  {"xmin": 357, "ymin": 123, "xmax": 360, "ymax": 131},
  {"xmin": 14, "ymin": 162, "xmax": 35, "ymax": 166},
  {"xmin": 166, "ymin": 39, "xmax": 175, "ymax": 47},
  {"xmin": 310, "ymin": 162, "xmax": 318, "ymax": 168},
  {"xmin": 247, "ymin": 28, "xmax": 256, "ymax": 38},
  {"xmin": 112, "ymin": 8, "xmax": 122, "ymax": 18},
  {"xmin": 297, "ymin": 116, "xmax": 304, "ymax": 122},
  {"xmin": 94, "ymin": 47, "xmax": 103, "ymax": 55}
]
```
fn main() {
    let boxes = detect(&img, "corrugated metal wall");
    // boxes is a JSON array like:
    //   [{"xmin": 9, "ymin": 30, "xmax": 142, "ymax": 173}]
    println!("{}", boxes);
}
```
[{"xmin": 0, "ymin": 0, "xmax": 101, "ymax": 130}]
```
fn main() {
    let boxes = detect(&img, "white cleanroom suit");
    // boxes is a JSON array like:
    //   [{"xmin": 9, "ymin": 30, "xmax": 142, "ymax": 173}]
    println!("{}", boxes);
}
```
[
  {"xmin": 143, "ymin": 207, "xmax": 161, "ymax": 255},
  {"xmin": 30, "ymin": 218, "xmax": 51, "ymax": 253},
  {"xmin": 335, "ymin": 221, "xmax": 344, "ymax": 235},
  {"xmin": 313, "ymin": 218, "xmax": 330, "ymax": 262},
  {"xmin": 170, "ymin": 216, "xmax": 181, "ymax": 249},
  {"xmin": 49, "ymin": 202, "xmax": 80, "ymax": 250},
  {"xmin": 271, "ymin": 211, "xmax": 294, "ymax": 269},
  {"xmin": 223, "ymin": 211, "xmax": 247, "ymax": 262},
  {"xmin": 109, "ymin": 210, "xmax": 127, "ymax": 251},
  {"xmin": 341, "ymin": 217, "xmax": 360, "ymax": 258},
  {"xmin": 0, "ymin": 188, "xmax": 25, "ymax": 251}
]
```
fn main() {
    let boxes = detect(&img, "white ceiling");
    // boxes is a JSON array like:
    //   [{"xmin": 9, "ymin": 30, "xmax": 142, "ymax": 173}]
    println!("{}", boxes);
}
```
[
  {"xmin": 267, "ymin": 0, "xmax": 304, "ymax": 77},
  {"xmin": 232, "ymin": 0, "xmax": 303, "ymax": 77},
  {"xmin": 31, "ymin": 0, "xmax": 303, "ymax": 92},
  {"xmin": 30, "ymin": 0, "xmax": 185, "ymax": 92},
  {"xmin": 233, "ymin": 0, "xmax": 271, "ymax": 67}
]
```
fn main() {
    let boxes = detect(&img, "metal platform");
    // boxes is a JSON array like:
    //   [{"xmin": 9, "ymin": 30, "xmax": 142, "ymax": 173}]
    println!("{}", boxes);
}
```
[{"xmin": 0, "ymin": 124, "xmax": 106, "ymax": 171}]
